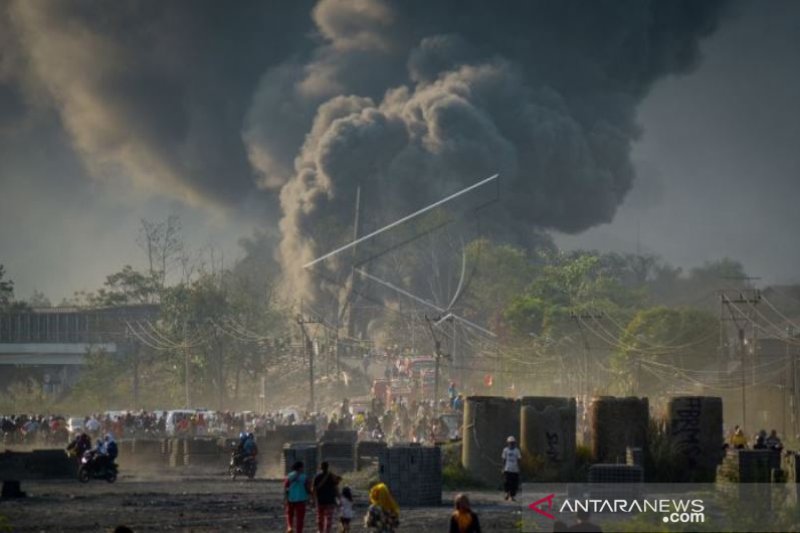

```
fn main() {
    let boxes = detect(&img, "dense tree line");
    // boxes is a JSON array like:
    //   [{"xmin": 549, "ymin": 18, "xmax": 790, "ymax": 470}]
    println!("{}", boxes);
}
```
[{"xmin": 0, "ymin": 218, "xmax": 795, "ymax": 409}]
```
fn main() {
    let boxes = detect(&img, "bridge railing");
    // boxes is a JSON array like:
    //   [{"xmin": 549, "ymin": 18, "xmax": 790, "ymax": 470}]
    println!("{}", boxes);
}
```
[{"xmin": 0, "ymin": 305, "xmax": 159, "ymax": 344}]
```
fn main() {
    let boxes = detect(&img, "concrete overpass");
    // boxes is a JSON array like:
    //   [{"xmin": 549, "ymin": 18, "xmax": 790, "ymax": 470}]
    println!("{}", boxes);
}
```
[
  {"xmin": 0, "ymin": 305, "xmax": 157, "ymax": 393},
  {"xmin": 0, "ymin": 343, "xmax": 117, "ymax": 366}
]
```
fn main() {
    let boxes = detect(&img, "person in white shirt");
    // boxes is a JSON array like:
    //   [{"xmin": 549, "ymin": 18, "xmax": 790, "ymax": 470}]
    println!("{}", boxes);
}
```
[
  {"xmin": 85, "ymin": 417, "xmax": 101, "ymax": 437},
  {"xmin": 501, "ymin": 435, "xmax": 522, "ymax": 501},
  {"xmin": 338, "ymin": 485, "xmax": 355, "ymax": 532}
]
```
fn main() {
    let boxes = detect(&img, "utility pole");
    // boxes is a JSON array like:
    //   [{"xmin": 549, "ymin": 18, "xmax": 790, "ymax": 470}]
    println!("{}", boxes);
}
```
[
  {"xmin": 789, "ymin": 325, "xmax": 796, "ymax": 438},
  {"xmin": 720, "ymin": 289, "xmax": 762, "ymax": 431},
  {"xmin": 133, "ymin": 344, "xmax": 140, "ymax": 409},
  {"xmin": 260, "ymin": 375, "xmax": 266, "ymax": 414},
  {"xmin": 571, "ymin": 312, "xmax": 604, "ymax": 398},
  {"xmin": 425, "ymin": 314, "xmax": 450, "ymax": 418},
  {"xmin": 411, "ymin": 313, "xmax": 416, "ymax": 356},
  {"xmin": 297, "ymin": 315, "xmax": 321, "ymax": 412},
  {"xmin": 453, "ymin": 318, "xmax": 462, "ymax": 390},
  {"xmin": 124, "ymin": 324, "xmax": 141, "ymax": 410},
  {"xmin": 334, "ymin": 322, "xmax": 341, "ymax": 376},
  {"xmin": 183, "ymin": 318, "xmax": 191, "ymax": 408},
  {"xmin": 332, "ymin": 186, "xmax": 362, "ymax": 378},
  {"xmin": 782, "ymin": 325, "xmax": 793, "ymax": 438}
]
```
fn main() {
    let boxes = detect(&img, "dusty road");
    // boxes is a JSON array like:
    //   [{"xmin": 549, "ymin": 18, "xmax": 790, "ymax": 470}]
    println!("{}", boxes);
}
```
[{"xmin": 0, "ymin": 471, "xmax": 527, "ymax": 532}]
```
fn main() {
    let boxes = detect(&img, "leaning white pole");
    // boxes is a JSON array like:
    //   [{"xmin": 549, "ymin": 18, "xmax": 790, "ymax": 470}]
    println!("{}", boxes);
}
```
[
  {"xmin": 303, "ymin": 174, "xmax": 499, "ymax": 269},
  {"xmin": 354, "ymin": 268, "xmax": 496, "ymax": 338},
  {"xmin": 355, "ymin": 268, "xmax": 446, "ymax": 313}
]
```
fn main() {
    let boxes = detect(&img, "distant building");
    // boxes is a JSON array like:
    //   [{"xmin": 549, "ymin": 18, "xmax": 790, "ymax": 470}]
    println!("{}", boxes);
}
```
[{"xmin": 0, "ymin": 304, "xmax": 158, "ymax": 394}]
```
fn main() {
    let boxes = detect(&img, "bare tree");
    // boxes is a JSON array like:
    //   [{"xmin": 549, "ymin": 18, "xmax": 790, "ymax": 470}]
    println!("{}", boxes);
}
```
[{"xmin": 137, "ymin": 215, "xmax": 184, "ymax": 291}]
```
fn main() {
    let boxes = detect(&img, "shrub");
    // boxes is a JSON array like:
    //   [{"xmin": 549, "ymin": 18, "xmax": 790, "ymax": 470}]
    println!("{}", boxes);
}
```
[
  {"xmin": 441, "ymin": 442, "xmax": 486, "ymax": 490},
  {"xmin": 573, "ymin": 443, "xmax": 592, "ymax": 482},
  {"xmin": 520, "ymin": 451, "xmax": 561, "ymax": 482},
  {"xmin": 646, "ymin": 418, "xmax": 695, "ymax": 482}
]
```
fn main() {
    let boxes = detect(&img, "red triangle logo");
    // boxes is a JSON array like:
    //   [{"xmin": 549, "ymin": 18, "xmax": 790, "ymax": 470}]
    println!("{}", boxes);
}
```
[{"xmin": 528, "ymin": 494, "xmax": 556, "ymax": 520}]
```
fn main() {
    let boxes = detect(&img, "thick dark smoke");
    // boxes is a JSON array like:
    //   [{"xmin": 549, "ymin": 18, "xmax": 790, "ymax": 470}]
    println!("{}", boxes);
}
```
[
  {"xmin": 242, "ymin": 0, "xmax": 730, "ymax": 300},
  {"xmin": 2, "ymin": 0, "xmax": 314, "ymax": 210},
  {"xmin": 1, "ymin": 0, "xmax": 731, "ymax": 304}
]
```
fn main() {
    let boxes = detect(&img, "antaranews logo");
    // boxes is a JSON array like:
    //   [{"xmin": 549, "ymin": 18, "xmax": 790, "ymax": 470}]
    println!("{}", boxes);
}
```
[
  {"xmin": 528, "ymin": 494, "xmax": 556, "ymax": 520},
  {"xmin": 528, "ymin": 494, "xmax": 705, "ymax": 524}
]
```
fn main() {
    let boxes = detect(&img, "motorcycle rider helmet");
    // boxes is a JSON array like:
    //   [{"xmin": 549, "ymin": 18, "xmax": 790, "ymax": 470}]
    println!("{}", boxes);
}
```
[
  {"xmin": 239, "ymin": 431, "xmax": 247, "ymax": 441},
  {"xmin": 247, "ymin": 432, "xmax": 254, "ymax": 440}
]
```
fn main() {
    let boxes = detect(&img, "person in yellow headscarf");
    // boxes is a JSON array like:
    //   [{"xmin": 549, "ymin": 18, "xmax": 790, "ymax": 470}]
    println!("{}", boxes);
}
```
[
  {"xmin": 449, "ymin": 493, "xmax": 481, "ymax": 533},
  {"xmin": 364, "ymin": 482, "xmax": 400, "ymax": 532},
  {"xmin": 730, "ymin": 425, "xmax": 748, "ymax": 449}
]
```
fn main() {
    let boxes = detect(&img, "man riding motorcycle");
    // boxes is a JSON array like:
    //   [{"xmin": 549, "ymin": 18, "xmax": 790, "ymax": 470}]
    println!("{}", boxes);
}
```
[
  {"xmin": 77, "ymin": 432, "xmax": 119, "ymax": 483},
  {"xmin": 67, "ymin": 432, "xmax": 92, "ymax": 459},
  {"xmin": 229, "ymin": 432, "xmax": 258, "ymax": 479},
  {"xmin": 91, "ymin": 433, "xmax": 118, "ymax": 472},
  {"xmin": 233, "ymin": 432, "xmax": 258, "ymax": 465}
]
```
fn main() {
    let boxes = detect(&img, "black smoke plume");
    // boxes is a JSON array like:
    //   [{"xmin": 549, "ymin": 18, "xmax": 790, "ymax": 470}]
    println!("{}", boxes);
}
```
[{"xmin": 243, "ymin": 0, "xmax": 730, "ymax": 301}]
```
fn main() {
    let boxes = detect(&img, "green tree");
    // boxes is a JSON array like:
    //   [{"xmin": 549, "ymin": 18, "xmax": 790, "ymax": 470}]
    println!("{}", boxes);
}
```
[
  {"xmin": 591, "ymin": 251, "xmax": 667, "ymax": 292},
  {"xmin": 462, "ymin": 239, "xmax": 534, "ymax": 328},
  {"xmin": 504, "ymin": 252, "xmax": 641, "ymax": 338},
  {"xmin": 0, "ymin": 265, "xmax": 13, "ymax": 310},
  {"xmin": 27, "ymin": 290, "xmax": 52, "ymax": 308},
  {"xmin": 69, "ymin": 348, "xmax": 122, "ymax": 410},
  {"xmin": 88, "ymin": 265, "xmax": 160, "ymax": 307},
  {"xmin": 158, "ymin": 269, "xmax": 287, "ymax": 410},
  {"xmin": 226, "ymin": 268, "xmax": 288, "ymax": 400},
  {"xmin": 0, "ymin": 265, "xmax": 29, "ymax": 311},
  {"xmin": 612, "ymin": 307, "xmax": 719, "ymax": 395}
]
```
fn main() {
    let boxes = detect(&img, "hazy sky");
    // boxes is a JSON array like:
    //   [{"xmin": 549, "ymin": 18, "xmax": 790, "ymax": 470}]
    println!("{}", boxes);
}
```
[{"xmin": 0, "ymin": 0, "xmax": 798, "ymax": 302}]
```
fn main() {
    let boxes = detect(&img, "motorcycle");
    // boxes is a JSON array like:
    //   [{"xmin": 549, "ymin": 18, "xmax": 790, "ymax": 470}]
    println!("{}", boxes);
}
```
[
  {"xmin": 78, "ymin": 450, "xmax": 118, "ymax": 483},
  {"xmin": 229, "ymin": 451, "xmax": 257, "ymax": 480}
]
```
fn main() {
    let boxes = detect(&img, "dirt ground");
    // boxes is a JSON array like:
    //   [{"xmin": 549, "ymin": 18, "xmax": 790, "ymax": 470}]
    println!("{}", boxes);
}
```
[{"xmin": 0, "ymin": 470, "xmax": 528, "ymax": 532}]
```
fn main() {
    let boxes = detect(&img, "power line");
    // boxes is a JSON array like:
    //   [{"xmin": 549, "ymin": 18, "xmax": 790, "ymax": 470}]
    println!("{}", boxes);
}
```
[{"xmin": 304, "ymin": 174, "xmax": 499, "ymax": 269}]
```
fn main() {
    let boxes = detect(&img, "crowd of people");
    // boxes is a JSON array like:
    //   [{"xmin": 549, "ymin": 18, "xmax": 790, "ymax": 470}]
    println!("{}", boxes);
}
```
[
  {"xmin": 1, "ymin": 414, "xmax": 71, "ymax": 445},
  {"xmin": 1, "ymin": 396, "xmax": 462, "ymax": 449},
  {"xmin": 2, "ymin": 412, "xmax": 167, "ymax": 444},
  {"xmin": 281, "ymin": 455, "xmax": 600, "ymax": 533},
  {"xmin": 3, "ymin": 407, "xmax": 613, "ymax": 532},
  {"xmin": 727, "ymin": 425, "xmax": 784, "ymax": 451},
  {"xmin": 323, "ymin": 396, "xmax": 462, "ymax": 445},
  {"xmin": 0, "ymin": 410, "xmax": 325, "ymax": 444},
  {"xmin": 284, "ymin": 458, "xmax": 471, "ymax": 533}
]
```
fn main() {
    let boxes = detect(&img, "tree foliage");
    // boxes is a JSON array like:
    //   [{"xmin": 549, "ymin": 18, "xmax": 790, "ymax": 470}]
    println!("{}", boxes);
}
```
[
  {"xmin": 27, "ymin": 290, "xmax": 52, "ymax": 308},
  {"xmin": 69, "ymin": 348, "xmax": 122, "ymax": 410},
  {"xmin": 10, "ymin": 207, "xmax": 765, "ymax": 410},
  {"xmin": 462, "ymin": 238, "xmax": 534, "ymax": 328},
  {"xmin": 612, "ymin": 307, "xmax": 720, "ymax": 395},
  {"xmin": 0, "ymin": 265, "xmax": 13, "ymax": 310},
  {"xmin": 90, "ymin": 265, "xmax": 161, "ymax": 307},
  {"xmin": 504, "ymin": 252, "xmax": 641, "ymax": 338}
]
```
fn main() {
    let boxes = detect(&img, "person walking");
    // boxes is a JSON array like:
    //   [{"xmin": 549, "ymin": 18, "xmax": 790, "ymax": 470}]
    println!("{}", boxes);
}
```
[
  {"xmin": 501, "ymin": 436, "xmax": 522, "ymax": 501},
  {"xmin": 285, "ymin": 461, "xmax": 311, "ymax": 533},
  {"xmin": 338, "ymin": 486, "xmax": 355, "ymax": 533},
  {"xmin": 449, "ymin": 493, "xmax": 481, "ymax": 533},
  {"xmin": 364, "ymin": 482, "xmax": 400, "ymax": 532},
  {"xmin": 312, "ymin": 461, "xmax": 341, "ymax": 533}
]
